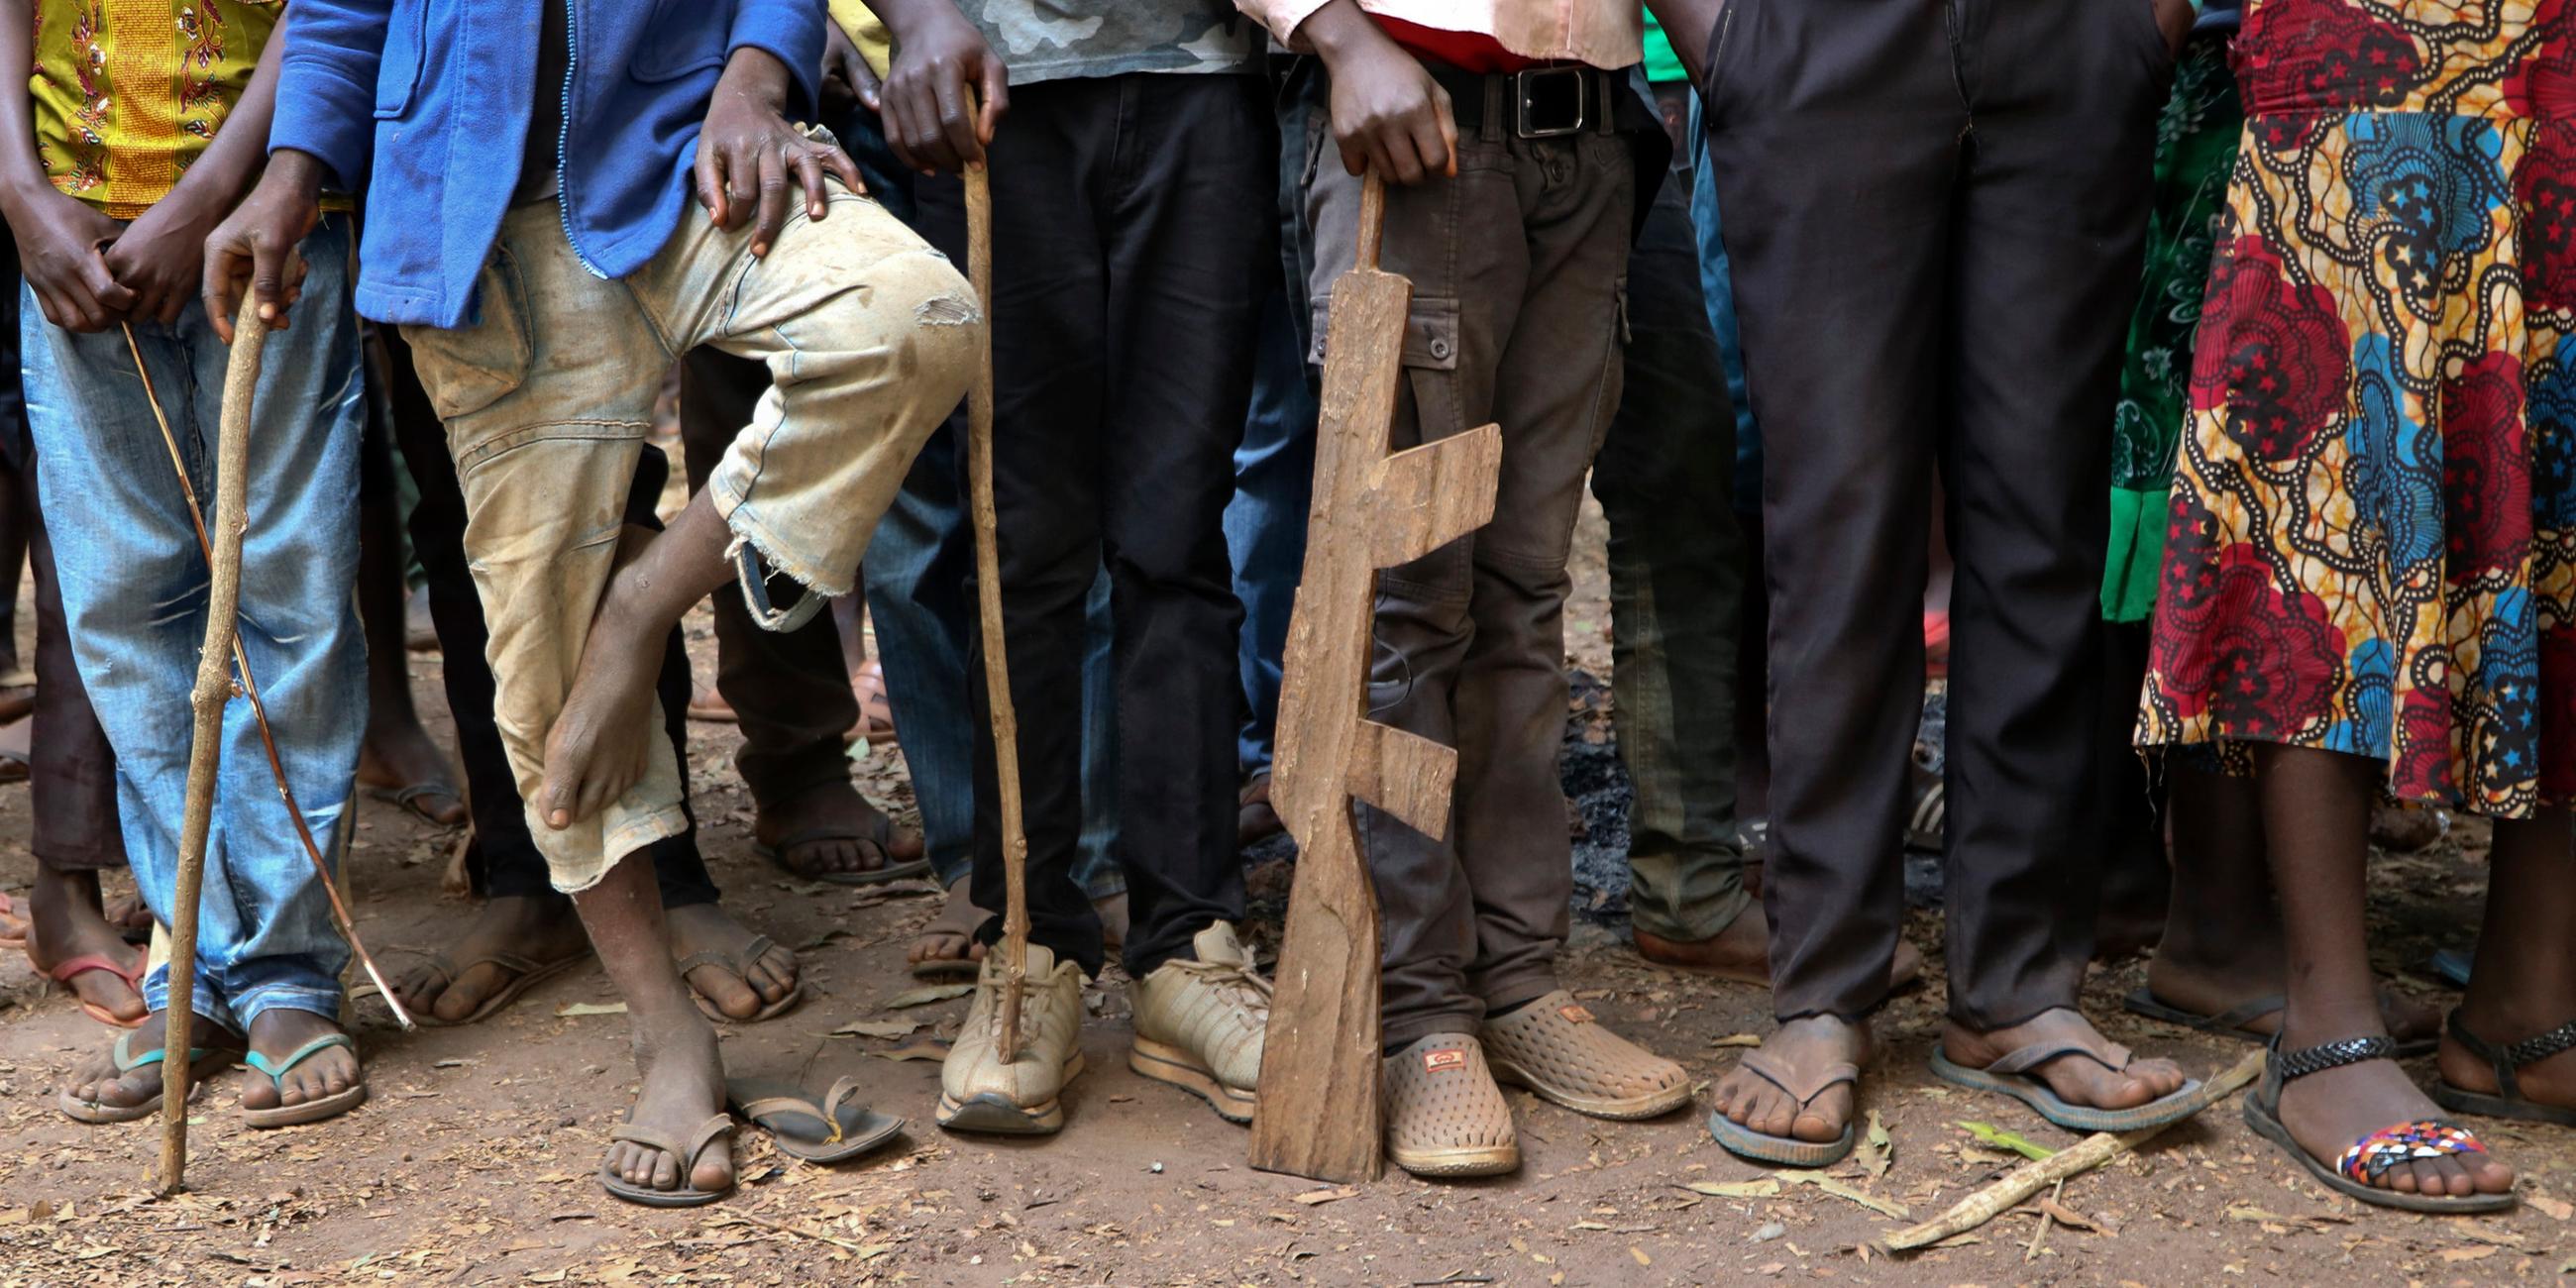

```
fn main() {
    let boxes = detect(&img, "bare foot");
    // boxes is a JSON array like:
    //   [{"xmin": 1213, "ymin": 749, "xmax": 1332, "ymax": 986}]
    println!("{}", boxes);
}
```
[
  {"xmin": 61, "ymin": 1010, "xmax": 242, "ymax": 1112},
  {"xmin": 2146, "ymin": 950, "xmax": 2440, "ymax": 1045},
  {"xmin": 358, "ymin": 717, "xmax": 468, "ymax": 826},
  {"xmin": 541, "ymin": 526, "xmax": 666, "ymax": 829},
  {"xmin": 1942, "ymin": 1009, "xmax": 2187, "ymax": 1113},
  {"xmin": 603, "ymin": 1011, "xmax": 732, "ymax": 1196},
  {"xmin": 908, "ymin": 876, "xmax": 988, "ymax": 974},
  {"xmin": 2284, "ymin": 1029, "xmax": 2514, "ymax": 1198},
  {"xmin": 754, "ymin": 780, "xmax": 922, "ymax": 880},
  {"xmin": 666, "ymin": 903, "xmax": 801, "ymax": 1020},
  {"xmin": 239, "ymin": 1008, "xmax": 362, "ymax": 1114},
  {"xmin": 1710, "ymin": 1015, "xmax": 1871, "ymax": 1143},
  {"xmin": 1634, "ymin": 909, "xmax": 1924, "ymax": 991},
  {"xmin": 28, "ymin": 868, "xmax": 149, "ymax": 1024},
  {"xmin": 388, "ymin": 894, "xmax": 590, "ymax": 1022}
]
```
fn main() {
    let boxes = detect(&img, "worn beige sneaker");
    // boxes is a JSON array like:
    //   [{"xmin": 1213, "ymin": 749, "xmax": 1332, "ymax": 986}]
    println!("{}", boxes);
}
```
[
  {"xmin": 1383, "ymin": 1033, "xmax": 1519, "ymax": 1177},
  {"xmin": 1481, "ymin": 990, "xmax": 1691, "ymax": 1120},
  {"xmin": 937, "ymin": 943, "xmax": 1087, "ymax": 1135},
  {"xmin": 1128, "ymin": 921, "xmax": 1270, "ymax": 1124}
]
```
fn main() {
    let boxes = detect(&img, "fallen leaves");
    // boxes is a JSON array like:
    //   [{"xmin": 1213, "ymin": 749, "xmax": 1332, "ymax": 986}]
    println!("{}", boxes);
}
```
[
  {"xmin": 871, "ymin": 1043, "xmax": 949, "ymax": 1063},
  {"xmin": 554, "ymin": 1001, "xmax": 627, "ymax": 1018},
  {"xmin": 1782, "ymin": 1173, "xmax": 1910, "ymax": 1221},
  {"xmin": 1956, "ymin": 1121, "xmax": 2055, "ymax": 1162},
  {"xmin": 1860, "ymin": 1111, "xmax": 1893, "ymax": 1180},
  {"xmin": 1711, "ymin": 1033, "xmax": 1763, "ymax": 1048},
  {"xmin": 2532, "ymin": 1192, "xmax": 2574, "ymax": 1221},
  {"xmin": 832, "ymin": 1020, "xmax": 921, "ymax": 1040},
  {"xmin": 1290, "ymin": 1188, "xmax": 1357, "ymax": 1207},
  {"xmin": 883, "ymin": 984, "xmax": 977, "ymax": 1010},
  {"xmin": 1682, "ymin": 1179, "xmax": 1781, "ymax": 1200}
]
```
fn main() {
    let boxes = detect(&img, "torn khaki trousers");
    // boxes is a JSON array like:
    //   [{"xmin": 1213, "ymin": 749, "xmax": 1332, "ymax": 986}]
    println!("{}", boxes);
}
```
[{"xmin": 403, "ymin": 187, "xmax": 978, "ymax": 891}]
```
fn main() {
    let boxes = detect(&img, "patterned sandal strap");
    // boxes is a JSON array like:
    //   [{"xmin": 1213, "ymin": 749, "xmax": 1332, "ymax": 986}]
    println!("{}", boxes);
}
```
[
  {"xmin": 2444, "ymin": 1011, "xmax": 2576, "ymax": 1101},
  {"xmin": 2275, "ymin": 1034, "xmax": 2396, "ymax": 1082},
  {"xmin": 2336, "ymin": 1120, "xmax": 2487, "ymax": 1184}
]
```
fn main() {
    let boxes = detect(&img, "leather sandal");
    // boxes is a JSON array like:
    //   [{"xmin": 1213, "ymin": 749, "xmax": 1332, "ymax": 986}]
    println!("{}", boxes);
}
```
[
  {"xmin": 2433, "ymin": 1011, "xmax": 2576, "ymax": 1127},
  {"xmin": 2124, "ymin": 987, "xmax": 2437, "ymax": 1057},
  {"xmin": 1929, "ymin": 1010, "xmax": 2203, "ymax": 1132},
  {"xmin": 2244, "ymin": 1033, "xmax": 2513, "ymax": 1214},
  {"xmin": 1707, "ymin": 1047, "xmax": 1858, "ymax": 1167},
  {"xmin": 728, "ymin": 1075, "xmax": 905, "ymax": 1164},
  {"xmin": 756, "ymin": 814, "xmax": 930, "ymax": 888},
  {"xmin": 598, "ymin": 1113, "xmax": 736, "ymax": 1207}
]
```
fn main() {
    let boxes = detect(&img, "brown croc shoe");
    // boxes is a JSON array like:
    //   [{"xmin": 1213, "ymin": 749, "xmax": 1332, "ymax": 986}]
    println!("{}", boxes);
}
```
[
  {"xmin": 1383, "ymin": 1033, "xmax": 1518, "ymax": 1178},
  {"xmin": 1481, "ymin": 990, "xmax": 1691, "ymax": 1121}
]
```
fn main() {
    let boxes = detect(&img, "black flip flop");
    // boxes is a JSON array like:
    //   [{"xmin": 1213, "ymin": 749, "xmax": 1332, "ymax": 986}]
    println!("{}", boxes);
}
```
[
  {"xmin": 1929, "ymin": 1013, "xmax": 2203, "ymax": 1133},
  {"xmin": 1705, "ymin": 1048, "xmax": 1857, "ymax": 1167},
  {"xmin": 599, "ymin": 1113, "xmax": 736, "ymax": 1208},
  {"xmin": 2245, "ymin": 1033, "xmax": 2513, "ymax": 1214},
  {"xmin": 2432, "ymin": 1012, "xmax": 2576, "ymax": 1127},
  {"xmin": 2124, "ymin": 987, "xmax": 2436, "ymax": 1057},
  {"xmin": 728, "ymin": 1075, "xmax": 906, "ymax": 1164},
  {"xmin": 756, "ymin": 816, "xmax": 931, "ymax": 888}
]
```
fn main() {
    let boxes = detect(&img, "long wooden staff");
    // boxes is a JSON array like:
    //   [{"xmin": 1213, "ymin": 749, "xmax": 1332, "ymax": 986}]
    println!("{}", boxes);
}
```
[
  {"xmin": 155, "ymin": 306, "xmax": 265, "ymax": 1194},
  {"xmin": 960, "ymin": 158, "xmax": 1030, "ymax": 1061}
]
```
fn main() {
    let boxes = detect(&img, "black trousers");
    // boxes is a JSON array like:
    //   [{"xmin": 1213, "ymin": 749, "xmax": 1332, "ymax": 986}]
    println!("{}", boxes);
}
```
[
  {"xmin": 1701, "ymin": 0, "xmax": 2168, "ymax": 1026},
  {"xmin": 914, "ymin": 73, "xmax": 1273, "ymax": 979},
  {"xmin": 372, "ymin": 327, "xmax": 717, "ymax": 907}
]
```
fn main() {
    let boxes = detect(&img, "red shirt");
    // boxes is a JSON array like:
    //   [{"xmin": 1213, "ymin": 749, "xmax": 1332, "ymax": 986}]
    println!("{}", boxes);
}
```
[{"xmin": 1374, "ymin": 15, "xmax": 1540, "ymax": 72}]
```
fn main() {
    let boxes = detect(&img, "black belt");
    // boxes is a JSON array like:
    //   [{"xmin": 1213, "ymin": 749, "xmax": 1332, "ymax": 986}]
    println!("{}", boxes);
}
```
[{"xmin": 1422, "ymin": 62, "xmax": 1624, "ymax": 140}]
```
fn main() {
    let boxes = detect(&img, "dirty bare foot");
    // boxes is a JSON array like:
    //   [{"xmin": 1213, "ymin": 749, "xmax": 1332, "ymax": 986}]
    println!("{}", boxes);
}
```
[
  {"xmin": 908, "ymin": 876, "xmax": 988, "ymax": 975},
  {"xmin": 1634, "ymin": 910, "xmax": 1924, "ymax": 992},
  {"xmin": 239, "ymin": 1008, "xmax": 362, "ymax": 1114},
  {"xmin": 1710, "ymin": 1015, "xmax": 1870, "ymax": 1143},
  {"xmin": 358, "ymin": 717, "xmax": 468, "ymax": 826},
  {"xmin": 1942, "ymin": 1010, "xmax": 2188, "ymax": 1114},
  {"xmin": 28, "ymin": 868, "xmax": 148, "ymax": 1024},
  {"xmin": 388, "ymin": 894, "xmax": 590, "ymax": 1023},
  {"xmin": 755, "ymin": 780, "xmax": 922, "ymax": 880},
  {"xmin": 2146, "ymin": 945, "xmax": 2439, "ymax": 1046},
  {"xmin": 61, "ymin": 1009, "xmax": 242, "ymax": 1113},
  {"xmin": 666, "ymin": 902, "xmax": 801, "ymax": 1020},
  {"xmin": 602, "ymin": 1012, "xmax": 732, "ymax": 1196},
  {"xmin": 541, "ymin": 526, "xmax": 666, "ymax": 829}
]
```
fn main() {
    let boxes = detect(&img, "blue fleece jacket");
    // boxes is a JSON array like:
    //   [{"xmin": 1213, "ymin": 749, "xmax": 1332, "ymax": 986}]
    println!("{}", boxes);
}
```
[{"xmin": 271, "ymin": 1, "xmax": 823, "ymax": 328}]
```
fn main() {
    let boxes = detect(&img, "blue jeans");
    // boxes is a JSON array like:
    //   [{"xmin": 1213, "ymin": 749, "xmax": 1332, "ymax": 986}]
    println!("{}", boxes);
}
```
[
  {"xmin": 1685, "ymin": 95, "xmax": 1763, "ymax": 514},
  {"xmin": 864, "ymin": 422, "xmax": 1123, "ymax": 900},
  {"xmin": 1224, "ymin": 282, "xmax": 1315, "ymax": 777},
  {"xmin": 22, "ymin": 215, "xmax": 367, "ymax": 1030}
]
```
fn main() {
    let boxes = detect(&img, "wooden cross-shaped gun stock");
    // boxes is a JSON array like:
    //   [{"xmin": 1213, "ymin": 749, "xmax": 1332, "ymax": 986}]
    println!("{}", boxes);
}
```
[{"xmin": 1248, "ymin": 172, "xmax": 1503, "ymax": 1185}]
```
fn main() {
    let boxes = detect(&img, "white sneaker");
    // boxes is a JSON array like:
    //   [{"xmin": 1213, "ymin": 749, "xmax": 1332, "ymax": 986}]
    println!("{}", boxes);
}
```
[
  {"xmin": 1128, "ymin": 921, "xmax": 1270, "ymax": 1124},
  {"xmin": 936, "ymin": 943, "xmax": 1087, "ymax": 1134}
]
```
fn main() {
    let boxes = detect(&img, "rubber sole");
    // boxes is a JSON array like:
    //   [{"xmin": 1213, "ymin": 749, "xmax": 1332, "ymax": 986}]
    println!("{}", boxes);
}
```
[
  {"xmin": 1388, "ymin": 1140, "xmax": 1520, "ymax": 1178},
  {"xmin": 2243, "ymin": 1093, "xmax": 2515, "ymax": 1214},
  {"xmin": 1707, "ymin": 1109, "xmax": 1855, "ymax": 1168},
  {"xmin": 2432, "ymin": 1081, "xmax": 2576, "ymax": 1127},
  {"xmin": 598, "ymin": 1167, "xmax": 733, "ymax": 1208},
  {"xmin": 1929, "ymin": 1050, "xmax": 2205, "ymax": 1133},
  {"xmin": 1129, "ymin": 1038, "xmax": 1254, "ymax": 1124},
  {"xmin": 936, "ymin": 1051, "xmax": 1086, "ymax": 1135},
  {"xmin": 243, "ymin": 1081, "xmax": 368, "ymax": 1129},
  {"xmin": 1487, "ymin": 1053, "xmax": 1692, "ymax": 1121},
  {"xmin": 56, "ymin": 1048, "xmax": 240, "ymax": 1125}
]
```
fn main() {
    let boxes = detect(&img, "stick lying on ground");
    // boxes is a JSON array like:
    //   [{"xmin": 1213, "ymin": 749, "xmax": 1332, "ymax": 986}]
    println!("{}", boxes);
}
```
[
  {"xmin": 1879, "ymin": 1048, "xmax": 2266, "ymax": 1254},
  {"xmin": 958, "ymin": 159, "xmax": 1030, "ymax": 1062}
]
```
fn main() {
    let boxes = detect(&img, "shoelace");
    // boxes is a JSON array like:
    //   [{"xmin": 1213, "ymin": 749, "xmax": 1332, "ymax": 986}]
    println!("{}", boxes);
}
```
[{"xmin": 1170, "ymin": 957, "xmax": 1274, "ymax": 1025}]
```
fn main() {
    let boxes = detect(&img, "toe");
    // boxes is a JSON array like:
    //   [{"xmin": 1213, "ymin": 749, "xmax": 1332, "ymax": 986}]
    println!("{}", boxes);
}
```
[
  {"xmin": 650, "ymin": 1148, "xmax": 680, "ymax": 1191},
  {"xmin": 691, "ymin": 1137, "xmax": 732, "ymax": 1193},
  {"xmin": 686, "ymin": 965, "xmax": 758, "ymax": 1020},
  {"xmin": 2470, "ymin": 1151, "xmax": 2516, "ymax": 1194},
  {"xmin": 758, "ymin": 945, "xmax": 802, "ymax": 990}
]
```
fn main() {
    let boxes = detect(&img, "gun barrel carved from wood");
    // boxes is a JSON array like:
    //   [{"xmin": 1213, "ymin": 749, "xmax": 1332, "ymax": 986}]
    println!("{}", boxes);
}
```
[{"xmin": 1249, "ymin": 172, "xmax": 1504, "ymax": 1185}]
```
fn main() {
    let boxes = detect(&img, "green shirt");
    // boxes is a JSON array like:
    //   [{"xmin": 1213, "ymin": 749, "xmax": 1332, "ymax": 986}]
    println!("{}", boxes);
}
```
[{"xmin": 1641, "ymin": 10, "xmax": 1686, "ymax": 83}]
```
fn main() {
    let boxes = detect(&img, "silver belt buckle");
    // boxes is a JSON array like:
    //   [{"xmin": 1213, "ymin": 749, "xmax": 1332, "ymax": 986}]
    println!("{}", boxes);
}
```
[{"xmin": 1514, "ymin": 65, "xmax": 1588, "ymax": 139}]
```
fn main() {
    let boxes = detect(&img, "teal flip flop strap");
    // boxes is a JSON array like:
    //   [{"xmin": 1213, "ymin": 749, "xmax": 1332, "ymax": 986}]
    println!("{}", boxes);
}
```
[
  {"xmin": 112, "ymin": 1032, "xmax": 212, "ymax": 1073},
  {"xmin": 243, "ymin": 1033, "xmax": 357, "ymax": 1086}
]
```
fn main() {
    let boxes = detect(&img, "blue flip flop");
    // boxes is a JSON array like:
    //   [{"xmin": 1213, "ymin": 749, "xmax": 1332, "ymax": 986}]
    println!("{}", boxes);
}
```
[
  {"xmin": 1706, "ymin": 1048, "xmax": 1859, "ymax": 1167},
  {"xmin": 56, "ymin": 1031, "xmax": 241, "ymax": 1124},
  {"xmin": 241, "ymin": 1032, "xmax": 368, "ymax": 1128},
  {"xmin": 1930, "ymin": 1017, "xmax": 2203, "ymax": 1133}
]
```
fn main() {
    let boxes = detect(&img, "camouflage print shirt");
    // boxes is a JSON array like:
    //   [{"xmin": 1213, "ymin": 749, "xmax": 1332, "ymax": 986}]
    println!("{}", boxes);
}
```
[{"xmin": 958, "ymin": 1, "xmax": 1263, "ymax": 84}]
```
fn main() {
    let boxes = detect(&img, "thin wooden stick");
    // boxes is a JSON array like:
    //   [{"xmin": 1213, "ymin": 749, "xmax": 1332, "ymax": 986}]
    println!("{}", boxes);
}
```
[
  {"xmin": 119, "ymin": 324, "xmax": 412, "ymax": 1032},
  {"xmin": 960, "ymin": 157, "xmax": 1028, "ymax": 1062},
  {"xmin": 1880, "ymin": 1048, "xmax": 2264, "ymax": 1253},
  {"xmin": 158, "ymin": 306, "xmax": 268, "ymax": 1195}
]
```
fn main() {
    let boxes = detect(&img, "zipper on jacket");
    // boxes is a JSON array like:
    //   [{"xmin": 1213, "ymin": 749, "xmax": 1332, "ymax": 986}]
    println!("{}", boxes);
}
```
[{"xmin": 554, "ymin": 0, "xmax": 609, "ymax": 278}]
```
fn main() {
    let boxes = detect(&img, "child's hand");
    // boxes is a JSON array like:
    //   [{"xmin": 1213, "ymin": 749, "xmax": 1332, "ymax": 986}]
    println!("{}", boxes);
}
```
[
  {"xmin": 873, "ymin": 2, "xmax": 1008, "ymax": 174},
  {"xmin": 105, "ymin": 192, "xmax": 221, "ymax": 327},
  {"xmin": 699, "ymin": 46, "xmax": 866, "ymax": 258},
  {"xmin": 7, "ymin": 188, "xmax": 134, "ymax": 333},
  {"xmin": 200, "ymin": 151, "xmax": 323, "ymax": 344},
  {"xmin": 1300, "ymin": 0, "xmax": 1457, "ymax": 184}
]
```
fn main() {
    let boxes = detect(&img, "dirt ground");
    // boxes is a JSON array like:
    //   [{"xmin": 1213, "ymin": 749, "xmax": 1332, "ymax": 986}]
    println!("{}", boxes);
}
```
[{"xmin": 0, "ymin": 497, "xmax": 2565, "ymax": 1286}]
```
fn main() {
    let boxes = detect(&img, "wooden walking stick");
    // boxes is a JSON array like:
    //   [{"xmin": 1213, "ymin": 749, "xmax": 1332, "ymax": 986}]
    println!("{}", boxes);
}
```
[
  {"xmin": 1249, "ymin": 172, "xmax": 1503, "ymax": 1183},
  {"xmin": 960, "ymin": 158, "xmax": 1033, "ymax": 1061},
  {"xmin": 157, "ymin": 306, "xmax": 268, "ymax": 1195}
]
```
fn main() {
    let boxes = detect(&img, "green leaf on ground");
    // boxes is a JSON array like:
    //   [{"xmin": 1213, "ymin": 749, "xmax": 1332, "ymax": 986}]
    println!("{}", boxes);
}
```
[{"xmin": 1956, "ymin": 1121, "xmax": 2056, "ymax": 1161}]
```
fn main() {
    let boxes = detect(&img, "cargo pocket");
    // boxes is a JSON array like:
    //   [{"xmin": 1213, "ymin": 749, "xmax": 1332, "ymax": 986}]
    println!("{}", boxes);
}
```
[
  {"xmin": 1308, "ymin": 294, "xmax": 1466, "ymax": 451},
  {"xmin": 399, "ymin": 250, "xmax": 534, "ymax": 424}
]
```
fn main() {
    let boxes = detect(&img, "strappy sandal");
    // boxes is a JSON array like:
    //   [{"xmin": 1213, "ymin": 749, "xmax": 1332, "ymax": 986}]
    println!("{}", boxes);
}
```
[
  {"xmin": 240, "ymin": 1033, "xmax": 369, "ymax": 1128},
  {"xmin": 1929, "ymin": 1011, "xmax": 2204, "ymax": 1132},
  {"xmin": 1706, "ymin": 1048, "xmax": 1859, "ymax": 1167},
  {"xmin": 676, "ymin": 933, "xmax": 805, "ymax": 1023},
  {"xmin": 2125, "ymin": 988, "xmax": 2437, "ymax": 1057},
  {"xmin": 2245, "ymin": 1033, "xmax": 2514, "ymax": 1213},
  {"xmin": 598, "ymin": 1113, "xmax": 736, "ymax": 1207},
  {"xmin": 2433, "ymin": 1012, "xmax": 2576, "ymax": 1127},
  {"xmin": 356, "ymin": 948, "xmax": 590, "ymax": 1027},
  {"xmin": 57, "ymin": 1031, "xmax": 243, "ymax": 1124},
  {"xmin": 727, "ymin": 1075, "xmax": 906, "ymax": 1164},
  {"xmin": 46, "ymin": 950, "xmax": 147, "ymax": 1028},
  {"xmin": 755, "ymin": 814, "xmax": 930, "ymax": 888}
]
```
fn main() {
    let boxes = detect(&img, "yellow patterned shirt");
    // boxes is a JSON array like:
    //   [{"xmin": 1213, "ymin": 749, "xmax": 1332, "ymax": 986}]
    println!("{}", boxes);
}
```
[{"xmin": 31, "ymin": 0, "xmax": 282, "ymax": 218}]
